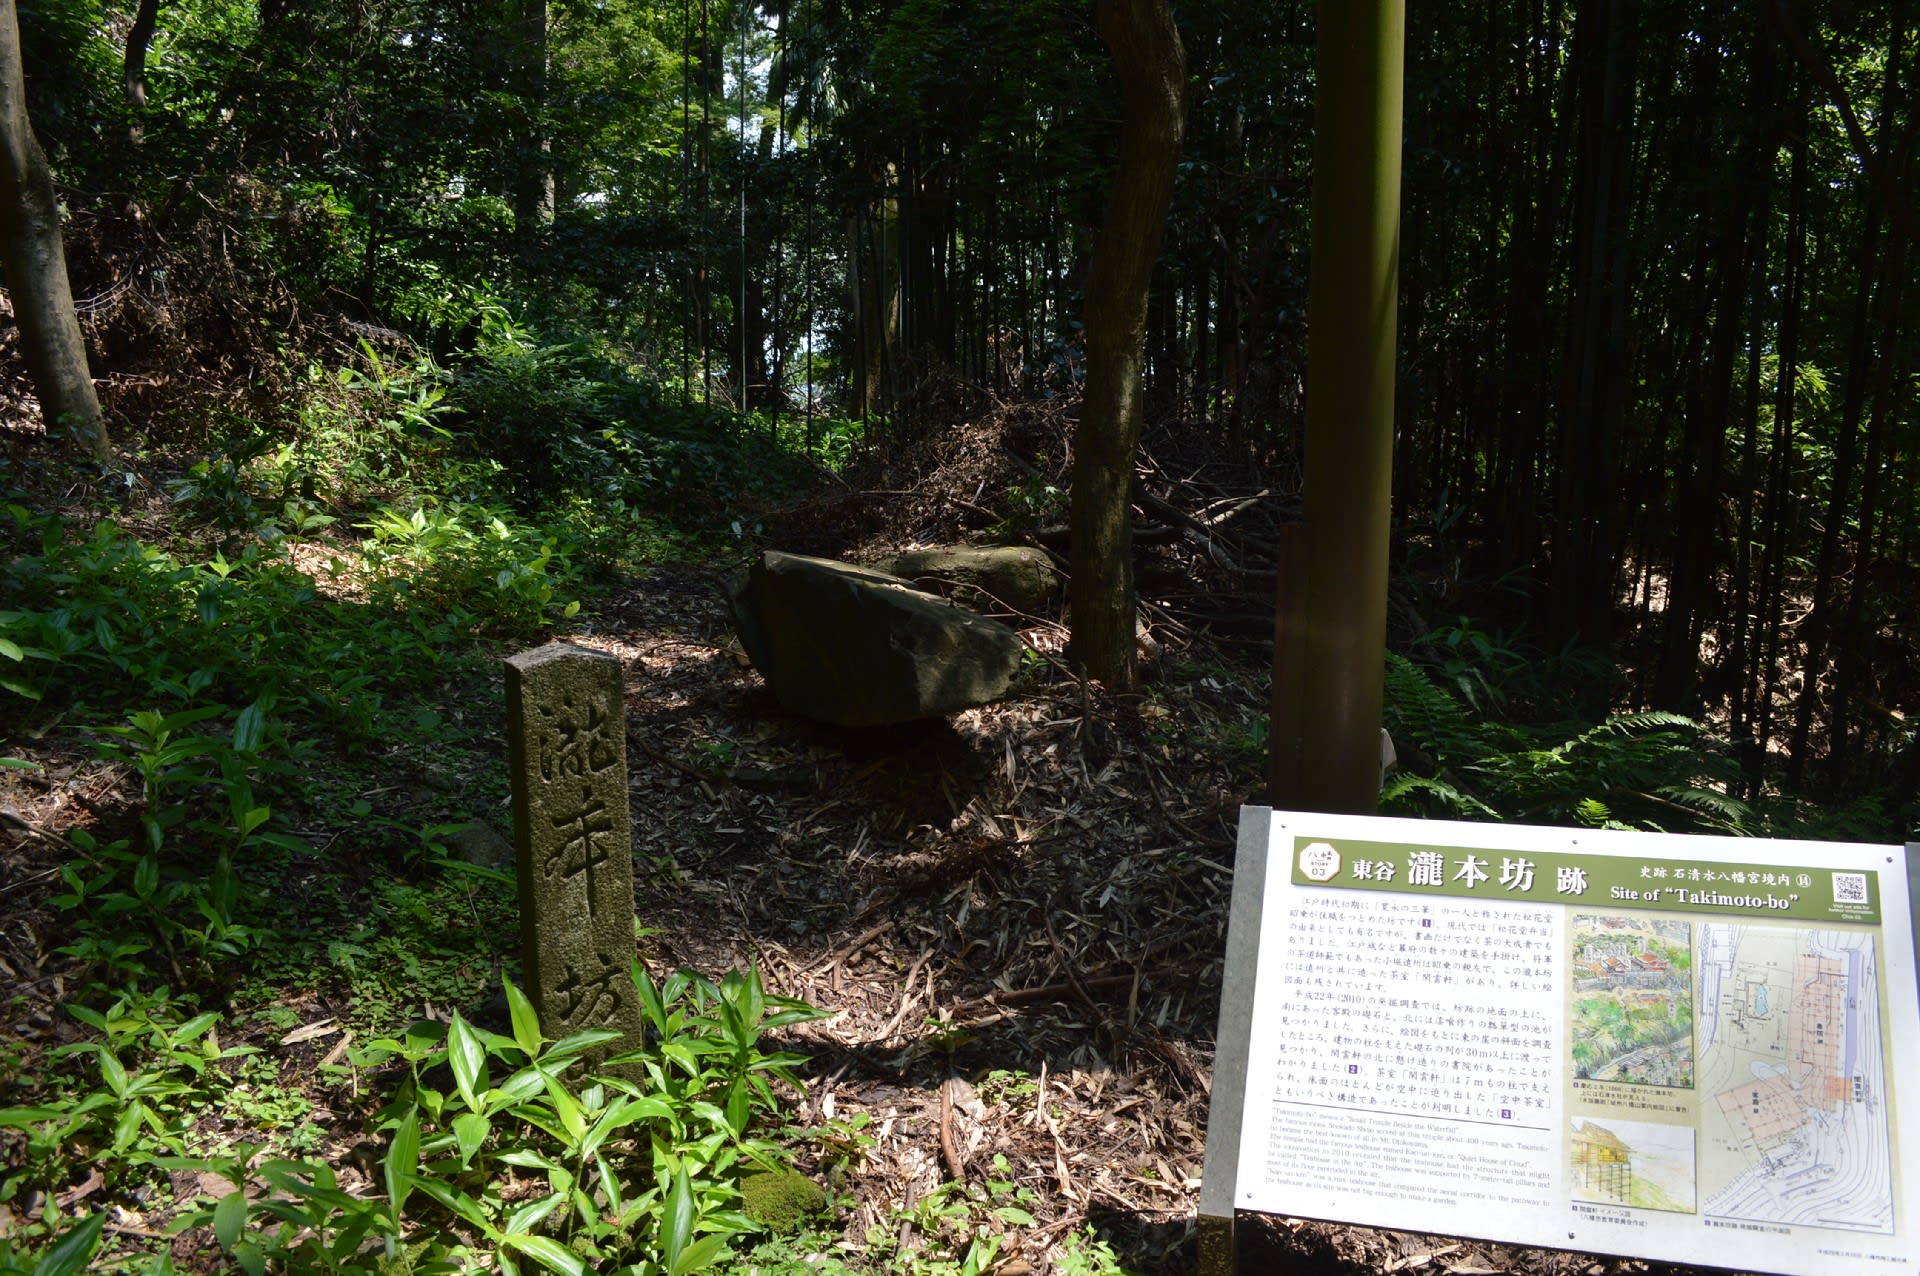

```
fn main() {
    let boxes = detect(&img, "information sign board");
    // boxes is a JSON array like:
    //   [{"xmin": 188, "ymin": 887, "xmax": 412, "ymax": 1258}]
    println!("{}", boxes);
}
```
[{"xmin": 1199, "ymin": 808, "xmax": 1920, "ymax": 1276}]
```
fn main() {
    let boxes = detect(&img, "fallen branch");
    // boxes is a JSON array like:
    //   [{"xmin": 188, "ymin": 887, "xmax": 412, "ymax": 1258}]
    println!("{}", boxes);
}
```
[
  {"xmin": 938, "ymin": 1076, "xmax": 965, "ymax": 1181},
  {"xmin": 947, "ymin": 972, "xmax": 1141, "ymax": 1017}
]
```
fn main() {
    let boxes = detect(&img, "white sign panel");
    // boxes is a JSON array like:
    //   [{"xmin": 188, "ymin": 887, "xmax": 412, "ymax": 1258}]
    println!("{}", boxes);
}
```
[{"xmin": 1202, "ymin": 808, "xmax": 1920, "ymax": 1276}]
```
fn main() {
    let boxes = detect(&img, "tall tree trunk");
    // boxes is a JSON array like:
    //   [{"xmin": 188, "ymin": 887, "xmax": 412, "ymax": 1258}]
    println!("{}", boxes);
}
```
[
  {"xmin": 1786, "ymin": 199, "xmax": 1884, "ymax": 786},
  {"xmin": 849, "ymin": 162, "xmax": 899, "ymax": 421},
  {"xmin": 0, "ymin": 0, "xmax": 107, "ymax": 461},
  {"xmin": 1831, "ymin": 226, "xmax": 1908, "ymax": 786},
  {"xmin": 1493, "ymin": 0, "xmax": 1561, "ymax": 577},
  {"xmin": 1654, "ymin": 53, "xmax": 1755, "ymax": 709},
  {"xmin": 1750, "ymin": 115, "xmax": 1809, "ymax": 774},
  {"xmin": 124, "ymin": 0, "xmax": 160, "ymax": 143},
  {"xmin": 512, "ymin": 0, "xmax": 553, "ymax": 245},
  {"xmin": 1270, "ymin": 0, "xmax": 1405, "ymax": 813},
  {"xmin": 1727, "ymin": 202, "xmax": 1769, "ymax": 790},
  {"xmin": 1069, "ymin": 0, "xmax": 1185, "ymax": 689},
  {"xmin": 1554, "ymin": 0, "xmax": 1636, "ymax": 649}
]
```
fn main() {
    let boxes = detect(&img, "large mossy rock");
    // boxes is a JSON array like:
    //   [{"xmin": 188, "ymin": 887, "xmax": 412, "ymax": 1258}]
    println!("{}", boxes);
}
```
[
  {"xmin": 869, "ymin": 545, "xmax": 1059, "ymax": 615},
  {"xmin": 727, "ymin": 551, "xmax": 1024, "ymax": 727}
]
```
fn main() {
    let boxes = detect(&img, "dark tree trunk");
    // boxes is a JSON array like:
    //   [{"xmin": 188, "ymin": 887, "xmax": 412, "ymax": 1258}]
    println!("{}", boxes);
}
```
[
  {"xmin": 124, "ymin": 0, "xmax": 160, "ymax": 142},
  {"xmin": 1069, "ymin": 0, "xmax": 1186, "ymax": 689},
  {"xmin": 512, "ymin": 0, "xmax": 554, "ymax": 245},
  {"xmin": 1750, "ymin": 115, "xmax": 1810, "ymax": 775},
  {"xmin": 1654, "ymin": 33, "xmax": 1756, "ymax": 709},
  {"xmin": 0, "ymin": 0, "xmax": 107, "ymax": 461},
  {"xmin": 1553, "ymin": 0, "xmax": 1637, "ymax": 649},
  {"xmin": 1726, "ymin": 202, "xmax": 1769, "ymax": 790},
  {"xmin": 1831, "ymin": 219, "xmax": 1909, "ymax": 785},
  {"xmin": 1494, "ymin": 0, "xmax": 1562, "ymax": 577}
]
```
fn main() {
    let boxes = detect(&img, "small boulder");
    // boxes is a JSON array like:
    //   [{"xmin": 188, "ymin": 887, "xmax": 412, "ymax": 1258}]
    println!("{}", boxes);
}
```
[
  {"xmin": 444, "ymin": 822, "xmax": 514, "ymax": 871},
  {"xmin": 728, "ymin": 551, "xmax": 1024, "ymax": 727},
  {"xmin": 870, "ymin": 545, "xmax": 1059, "ymax": 615}
]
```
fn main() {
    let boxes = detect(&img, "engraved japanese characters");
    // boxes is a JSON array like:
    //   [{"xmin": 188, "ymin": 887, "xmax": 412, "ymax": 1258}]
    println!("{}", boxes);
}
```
[{"xmin": 505, "ymin": 642, "xmax": 644, "ymax": 1060}]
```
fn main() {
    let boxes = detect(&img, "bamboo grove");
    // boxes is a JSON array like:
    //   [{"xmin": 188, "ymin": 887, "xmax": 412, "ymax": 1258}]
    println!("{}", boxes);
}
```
[{"xmin": 14, "ymin": 0, "xmax": 1920, "ymax": 820}]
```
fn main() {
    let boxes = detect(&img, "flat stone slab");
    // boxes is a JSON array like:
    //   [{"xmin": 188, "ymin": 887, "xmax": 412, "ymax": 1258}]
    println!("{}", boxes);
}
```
[
  {"xmin": 728, "ymin": 550, "xmax": 1024, "ymax": 727},
  {"xmin": 870, "ymin": 545, "xmax": 1059, "ymax": 615}
]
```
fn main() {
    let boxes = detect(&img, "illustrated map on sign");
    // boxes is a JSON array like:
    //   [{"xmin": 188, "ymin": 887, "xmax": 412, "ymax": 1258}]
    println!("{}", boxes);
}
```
[{"xmin": 1697, "ymin": 925, "xmax": 1892, "ymax": 1232}]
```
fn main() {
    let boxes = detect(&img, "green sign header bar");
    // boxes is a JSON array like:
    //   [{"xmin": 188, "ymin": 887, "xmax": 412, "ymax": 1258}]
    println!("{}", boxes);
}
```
[{"xmin": 1289, "ymin": 836, "xmax": 1881, "ymax": 924}]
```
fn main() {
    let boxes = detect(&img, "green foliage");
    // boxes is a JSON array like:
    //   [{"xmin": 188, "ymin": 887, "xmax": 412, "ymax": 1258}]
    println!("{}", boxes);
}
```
[
  {"xmin": 0, "ymin": 490, "xmax": 580, "ymax": 740},
  {"xmin": 441, "ymin": 331, "xmax": 827, "ymax": 529},
  {"xmin": 1052, "ymin": 1227, "xmax": 1143, "ymax": 1276},
  {"xmin": 276, "ymin": 873, "xmax": 519, "ymax": 1042},
  {"xmin": 989, "ymin": 475, "xmax": 1067, "ymax": 542},
  {"xmin": 976, "ymin": 1069, "xmax": 1038, "ymax": 1107},
  {"xmin": 1413, "ymin": 616, "xmax": 1527, "ymax": 715},
  {"xmin": 178, "ymin": 968, "xmax": 826, "ymax": 1275},
  {"xmin": 0, "ymin": 1211, "xmax": 105, "ymax": 1276},
  {"xmin": 0, "ymin": 986, "xmax": 256, "ymax": 1213},
  {"xmin": 3, "ymin": 512, "xmax": 335, "ymax": 727},
  {"xmin": 1382, "ymin": 653, "xmax": 1756, "ymax": 834},
  {"xmin": 47, "ymin": 702, "xmax": 306, "ymax": 982},
  {"xmin": 775, "ymin": 416, "xmax": 868, "ymax": 474},
  {"xmin": 357, "ymin": 500, "xmax": 584, "ymax": 636},
  {"xmin": 861, "ymin": 1154, "xmax": 1035, "ymax": 1276}
]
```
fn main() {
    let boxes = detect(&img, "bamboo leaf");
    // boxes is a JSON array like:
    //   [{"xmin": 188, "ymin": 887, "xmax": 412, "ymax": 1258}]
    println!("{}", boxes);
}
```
[
  {"xmin": 384, "ymin": 1106, "xmax": 420, "ymax": 1217},
  {"xmin": 661, "ymin": 1163, "xmax": 694, "ymax": 1271},
  {"xmin": 451, "ymin": 1111, "xmax": 491, "ymax": 1168},
  {"xmin": 31, "ymin": 1212, "xmax": 104, "ymax": 1276},
  {"xmin": 447, "ymin": 1012, "xmax": 487, "ymax": 1112},
  {"xmin": 505, "ymin": 978, "xmax": 543, "ymax": 1057},
  {"xmin": 503, "ymin": 1234, "xmax": 586, "ymax": 1276},
  {"xmin": 672, "ymin": 1232, "xmax": 730, "ymax": 1275},
  {"xmin": 213, "ymin": 1187, "xmax": 248, "ymax": 1250}
]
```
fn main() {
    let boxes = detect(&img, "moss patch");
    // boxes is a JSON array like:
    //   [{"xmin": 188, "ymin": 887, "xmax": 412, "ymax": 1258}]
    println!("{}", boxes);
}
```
[{"xmin": 741, "ymin": 1170, "xmax": 829, "ymax": 1234}]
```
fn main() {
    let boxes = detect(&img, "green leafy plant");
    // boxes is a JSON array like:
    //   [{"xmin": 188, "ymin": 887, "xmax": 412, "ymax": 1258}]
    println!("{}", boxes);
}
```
[
  {"xmin": 1414, "ymin": 616, "xmax": 1527, "ymax": 715},
  {"xmin": 990, "ymin": 474, "xmax": 1066, "ymax": 541},
  {"xmin": 1052, "ymin": 1226, "xmax": 1142, "ymax": 1276},
  {"xmin": 0, "ymin": 1211, "xmax": 105, "ymax": 1276},
  {"xmin": 863, "ymin": 1155, "xmax": 1034, "ymax": 1276},
  {"xmin": 976, "ymin": 1069, "xmax": 1037, "ymax": 1107},
  {"xmin": 357, "ymin": 500, "xmax": 585, "ymax": 636},
  {"xmin": 50, "ymin": 703, "xmax": 298, "ymax": 981},
  {"xmin": 0, "ymin": 988, "xmax": 255, "ymax": 1212},
  {"xmin": 184, "ymin": 966, "xmax": 826, "ymax": 1275}
]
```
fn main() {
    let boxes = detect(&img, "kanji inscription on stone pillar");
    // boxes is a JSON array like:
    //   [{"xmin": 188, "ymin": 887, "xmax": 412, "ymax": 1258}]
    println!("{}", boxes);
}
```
[{"xmin": 506, "ymin": 642, "xmax": 643, "ymax": 1062}]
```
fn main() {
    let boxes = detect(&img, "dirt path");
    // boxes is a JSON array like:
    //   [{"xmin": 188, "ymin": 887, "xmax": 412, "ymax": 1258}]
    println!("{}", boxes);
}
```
[{"xmin": 560, "ymin": 565, "xmax": 1729, "ymax": 1276}]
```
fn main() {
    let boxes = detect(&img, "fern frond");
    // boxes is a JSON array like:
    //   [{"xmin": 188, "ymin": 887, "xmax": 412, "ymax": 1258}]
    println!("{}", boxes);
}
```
[
  {"xmin": 1652, "ymin": 785, "xmax": 1758, "ymax": 834},
  {"xmin": 1586, "ymin": 710, "xmax": 1699, "ymax": 736},
  {"xmin": 1381, "ymin": 772, "xmax": 1501, "ymax": 820}
]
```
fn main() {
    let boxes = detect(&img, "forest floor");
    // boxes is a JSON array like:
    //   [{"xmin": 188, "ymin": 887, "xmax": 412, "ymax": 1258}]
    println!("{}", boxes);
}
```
[
  {"xmin": 0, "ymin": 410, "xmax": 1744, "ymax": 1276},
  {"xmin": 543, "ymin": 558, "xmax": 1717, "ymax": 1276}
]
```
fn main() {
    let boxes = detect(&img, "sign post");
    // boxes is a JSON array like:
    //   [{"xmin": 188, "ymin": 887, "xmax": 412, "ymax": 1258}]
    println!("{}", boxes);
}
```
[{"xmin": 1202, "ymin": 809, "xmax": 1920, "ymax": 1276}]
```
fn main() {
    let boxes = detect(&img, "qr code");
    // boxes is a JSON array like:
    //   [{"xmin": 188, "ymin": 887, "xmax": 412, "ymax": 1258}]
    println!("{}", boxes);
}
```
[{"xmin": 1832, "ymin": 872, "xmax": 1869, "ymax": 904}]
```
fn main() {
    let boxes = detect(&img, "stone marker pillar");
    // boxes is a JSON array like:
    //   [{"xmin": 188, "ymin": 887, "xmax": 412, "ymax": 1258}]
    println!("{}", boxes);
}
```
[{"xmin": 506, "ymin": 642, "xmax": 644, "ymax": 1063}]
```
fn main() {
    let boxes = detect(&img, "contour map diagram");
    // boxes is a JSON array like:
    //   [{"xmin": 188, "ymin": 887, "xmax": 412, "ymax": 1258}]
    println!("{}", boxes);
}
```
[{"xmin": 1696, "ymin": 923, "xmax": 1892, "ymax": 1232}]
